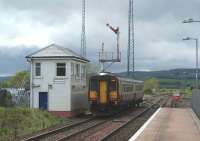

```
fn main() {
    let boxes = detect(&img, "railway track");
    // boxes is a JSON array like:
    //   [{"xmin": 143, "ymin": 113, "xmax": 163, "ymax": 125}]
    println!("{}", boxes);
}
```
[
  {"xmin": 22, "ymin": 95, "xmax": 169, "ymax": 141},
  {"xmin": 63, "ymin": 96, "xmax": 168, "ymax": 141},
  {"xmin": 99, "ymin": 96, "xmax": 170, "ymax": 141},
  {"xmin": 22, "ymin": 117, "xmax": 101, "ymax": 141},
  {"xmin": 59, "ymin": 108, "xmax": 156, "ymax": 141}
]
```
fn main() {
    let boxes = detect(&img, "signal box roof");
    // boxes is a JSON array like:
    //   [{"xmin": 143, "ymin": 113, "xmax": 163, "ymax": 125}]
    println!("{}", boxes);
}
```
[{"xmin": 26, "ymin": 44, "xmax": 89, "ymax": 62}]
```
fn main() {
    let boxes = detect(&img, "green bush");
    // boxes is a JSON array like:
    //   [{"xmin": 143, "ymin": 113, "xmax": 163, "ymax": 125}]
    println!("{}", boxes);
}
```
[
  {"xmin": 0, "ymin": 107, "xmax": 65, "ymax": 141},
  {"xmin": 144, "ymin": 78, "xmax": 160, "ymax": 95},
  {"xmin": 0, "ymin": 90, "xmax": 13, "ymax": 107},
  {"xmin": 144, "ymin": 89, "xmax": 152, "ymax": 95}
]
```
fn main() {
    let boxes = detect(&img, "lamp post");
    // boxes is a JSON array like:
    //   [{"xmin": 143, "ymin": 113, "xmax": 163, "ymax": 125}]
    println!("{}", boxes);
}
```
[
  {"xmin": 183, "ymin": 18, "xmax": 200, "ymax": 23},
  {"xmin": 183, "ymin": 37, "xmax": 199, "ymax": 89}
]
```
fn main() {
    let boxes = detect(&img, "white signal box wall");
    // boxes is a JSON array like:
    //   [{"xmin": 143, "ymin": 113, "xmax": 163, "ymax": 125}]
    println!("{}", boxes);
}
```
[{"xmin": 26, "ymin": 44, "xmax": 89, "ymax": 117}]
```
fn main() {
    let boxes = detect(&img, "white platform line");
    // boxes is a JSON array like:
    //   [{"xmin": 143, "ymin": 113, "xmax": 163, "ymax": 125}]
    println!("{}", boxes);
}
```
[
  {"xmin": 190, "ymin": 109, "xmax": 200, "ymax": 133},
  {"xmin": 129, "ymin": 107, "xmax": 162, "ymax": 141}
]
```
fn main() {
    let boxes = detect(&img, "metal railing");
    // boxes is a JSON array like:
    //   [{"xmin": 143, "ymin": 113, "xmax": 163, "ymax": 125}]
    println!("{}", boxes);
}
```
[
  {"xmin": 192, "ymin": 89, "xmax": 200, "ymax": 119},
  {"xmin": 99, "ymin": 52, "xmax": 121, "ymax": 62}
]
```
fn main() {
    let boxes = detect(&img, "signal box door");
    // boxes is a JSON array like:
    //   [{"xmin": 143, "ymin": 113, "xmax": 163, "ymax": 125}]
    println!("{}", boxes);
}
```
[
  {"xmin": 99, "ymin": 81, "xmax": 107, "ymax": 104},
  {"xmin": 39, "ymin": 92, "xmax": 48, "ymax": 110}
]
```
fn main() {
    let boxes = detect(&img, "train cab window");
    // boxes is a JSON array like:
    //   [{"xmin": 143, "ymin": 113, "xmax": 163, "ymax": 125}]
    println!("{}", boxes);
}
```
[
  {"xmin": 90, "ymin": 79, "xmax": 98, "ymax": 90},
  {"xmin": 110, "ymin": 80, "xmax": 117, "ymax": 91}
]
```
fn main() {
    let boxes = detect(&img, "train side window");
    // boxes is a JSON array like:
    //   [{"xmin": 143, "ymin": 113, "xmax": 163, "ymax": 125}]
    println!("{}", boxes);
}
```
[
  {"xmin": 110, "ymin": 80, "xmax": 117, "ymax": 91},
  {"xmin": 123, "ymin": 85, "xmax": 133, "ymax": 92},
  {"xmin": 136, "ymin": 84, "xmax": 142, "ymax": 91},
  {"xmin": 90, "ymin": 79, "xmax": 98, "ymax": 90}
]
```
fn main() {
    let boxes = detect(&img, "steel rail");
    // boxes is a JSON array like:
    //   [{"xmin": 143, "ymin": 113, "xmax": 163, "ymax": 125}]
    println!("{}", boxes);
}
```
[
  {"xmin": 56, "ymin": 120, "xmax": 108, "ymax": 141},
  {"xmin": 22, "ymin": 118, "xmax": 94, "ymax": 141}
]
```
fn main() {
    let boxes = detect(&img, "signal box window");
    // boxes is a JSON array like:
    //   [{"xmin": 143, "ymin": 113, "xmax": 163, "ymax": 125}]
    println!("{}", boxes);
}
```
[
  {"xmin": 71, "ymin": 63, "xmax": 74, "ymax": 76},
  {"xmin": 57, "ymin": 63, "xmax": 66, "ymax": 76},
  {"xmin": 82, "ymin": 65, "xmax": 86, "ymax": 78},
  {"xmin": 76, "ymin": 64, "xmax": 80, "ymax": 77},
  {"xmin": 35, "ymin": 63, "xmax": 41, "ymax": 76}
]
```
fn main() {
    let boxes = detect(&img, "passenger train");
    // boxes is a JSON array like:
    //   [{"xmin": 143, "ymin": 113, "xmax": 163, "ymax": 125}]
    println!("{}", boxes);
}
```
[{"xmin": 88, "ymin": 73, "xmax": 144, "ymax": 115}]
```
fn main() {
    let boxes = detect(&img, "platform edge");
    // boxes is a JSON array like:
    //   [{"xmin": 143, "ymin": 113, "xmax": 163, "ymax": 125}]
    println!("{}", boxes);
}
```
[
  {"xmin": 190, "ymin": 108, "xmax": 200, "ymax": 133},
  {"xmin": 128, "ymin": 107, "xmax": 162, "ymax": 141}
]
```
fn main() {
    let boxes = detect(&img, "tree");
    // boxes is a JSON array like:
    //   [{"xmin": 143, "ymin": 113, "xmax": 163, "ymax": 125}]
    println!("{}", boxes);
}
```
[
  {"xmin": 0, "ymin": 81, "xmax": 10, "ymax": 88},
  {"xmin": 9, "ymin": 71, "xmax": 30, "ymax": 89},
  {"xmin": 144, "ymin": 78, "xmax": 160, "ymax": 94},
  {"xmin": 0, "ymin": 71, "xmax": 30, "ymax": 89}
]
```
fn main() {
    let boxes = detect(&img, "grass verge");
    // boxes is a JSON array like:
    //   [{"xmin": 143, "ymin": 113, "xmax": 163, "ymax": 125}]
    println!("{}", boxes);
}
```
[{"xmin": 0, "ymin": 107, "xmax": 65, "ymax": 141}]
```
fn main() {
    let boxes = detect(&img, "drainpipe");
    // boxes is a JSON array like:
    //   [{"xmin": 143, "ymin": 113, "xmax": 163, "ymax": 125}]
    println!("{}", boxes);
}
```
[{"xmin": 27, "ymin": 57, "xmax": 33, "ymax": 108}]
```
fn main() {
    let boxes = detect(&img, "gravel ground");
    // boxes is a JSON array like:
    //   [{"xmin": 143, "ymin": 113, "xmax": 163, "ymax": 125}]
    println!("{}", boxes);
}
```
[
  {"xmin": 64, "ymin": 108, "xmax": 146, "ymax": 141},
  {"xmin": 98, "ymin": 96, "xmax": 169, "ymax": 141},
  {"xmin": 103, "ymin": 106, "xmax": 158, "ymax": 141},
  {"xmin": 20, "ymin": 116, "xmax": 93, "ymax": 141},
  {"xmin": 64, "ymin": 95, "xmax": 166, "ymax": 141},
  {"xmin": 34, "ymin": 119, "xmax": 105, "ymax": 141},
  {"xmin": 164, "ymin": 97, "xmax": 191, "ymax": 108},
  {"xmin": 177, "ymin": 98, "xmax": 191, "ymax": 108}
]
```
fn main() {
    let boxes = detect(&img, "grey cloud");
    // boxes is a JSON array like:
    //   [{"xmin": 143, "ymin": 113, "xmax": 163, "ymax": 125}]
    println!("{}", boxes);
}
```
[
  {"xmin": 0, "ymin": 46, "xmax": 39, "ymax": 75},
  {"xmin": 135, "ymin": 0, "xmax": 200, "ymax": 21},
  {"xmin": 0, "ymin": 0, "xmax": 200, "ymax": 74},
  {"xmin": 1, "ymin": 0, "xmax": 200, "ymax": 24}
]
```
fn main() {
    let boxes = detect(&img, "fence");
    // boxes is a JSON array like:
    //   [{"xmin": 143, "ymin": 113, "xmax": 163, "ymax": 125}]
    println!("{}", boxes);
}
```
[
  {"xmin": 5, "ymin": 88, "xmax": 30, "ymax": 107},
  {"xmin": 192, "ymin": 89, "xmax": 200, "ymax": 119}
]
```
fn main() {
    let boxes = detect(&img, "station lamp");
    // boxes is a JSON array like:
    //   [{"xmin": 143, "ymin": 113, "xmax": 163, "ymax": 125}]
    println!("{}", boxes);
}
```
[{"xmin": 183, "ymin": 37, "xmax": 199, "ymax": 89}]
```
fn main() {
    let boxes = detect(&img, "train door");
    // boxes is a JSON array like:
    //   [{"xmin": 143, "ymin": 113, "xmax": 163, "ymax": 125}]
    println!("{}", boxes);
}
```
[
  {"xmin": 109, "ymin": 79, "xmax": 118, "ymax": 101},
  {"xmin": 99, "ymin": 80, "xmax": 108, "ymax": 104}
]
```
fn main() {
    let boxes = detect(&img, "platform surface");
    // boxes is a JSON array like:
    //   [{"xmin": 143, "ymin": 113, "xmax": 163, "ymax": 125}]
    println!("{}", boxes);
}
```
[{"xmin": 129, "ymin": 108, "xmax": 200, "ymax": 141}]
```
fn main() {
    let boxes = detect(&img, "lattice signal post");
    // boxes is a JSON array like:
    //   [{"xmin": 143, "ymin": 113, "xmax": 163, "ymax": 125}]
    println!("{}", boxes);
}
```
[
  {"xmin": 127, "ymin": 0, "xmax": 135, "ymax": 78},
  {"xmin": 99, "ymin": 24, "xmax": 121, "ymax": 72},
  {"xmin": 81, "ymin": 0, "xmax": 86, "ymax": 57}
]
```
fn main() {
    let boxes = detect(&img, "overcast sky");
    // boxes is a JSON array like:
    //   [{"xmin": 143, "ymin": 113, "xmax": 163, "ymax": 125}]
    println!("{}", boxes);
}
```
[{"xmin": 0, "ymin": 0, "xmax": 200, "ymax": 76}]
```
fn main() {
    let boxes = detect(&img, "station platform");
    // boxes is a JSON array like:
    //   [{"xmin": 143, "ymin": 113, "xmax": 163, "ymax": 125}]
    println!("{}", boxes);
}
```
[{"xmin": 129, "ymin": 108, "xmax": 200, "ymax": 141}]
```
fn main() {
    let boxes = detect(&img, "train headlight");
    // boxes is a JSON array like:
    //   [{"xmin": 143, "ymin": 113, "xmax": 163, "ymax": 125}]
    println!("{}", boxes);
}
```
[
  {"xmin": 89, "ymin": 91, "xmax": 97, "ymax": 100},
  {"xmin": 110, "ymin": 91, "xmax": 118, "ymax": 100}
]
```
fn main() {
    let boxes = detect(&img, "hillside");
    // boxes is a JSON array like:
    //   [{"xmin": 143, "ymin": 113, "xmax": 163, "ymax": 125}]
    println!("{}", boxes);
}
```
[
  {"xmin": 0, "ymin": 69, "xmax": 197, "ymax": 89},
  {"xmin": 118, "ymin": 68, "xmax": 197, "ymax": 88},
  {"xmin": 0, "ymin": 76, "xmax": 11, "ymax": 82},
  {"xmin": 119, "ymin": 68, "xmax": 196, "ymax": 80}
]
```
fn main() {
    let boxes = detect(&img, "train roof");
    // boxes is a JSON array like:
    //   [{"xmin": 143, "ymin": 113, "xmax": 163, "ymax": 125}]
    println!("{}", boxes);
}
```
[{"xmin": 91, "ymin": 72, "xmax": 143, "ymax": 83}]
